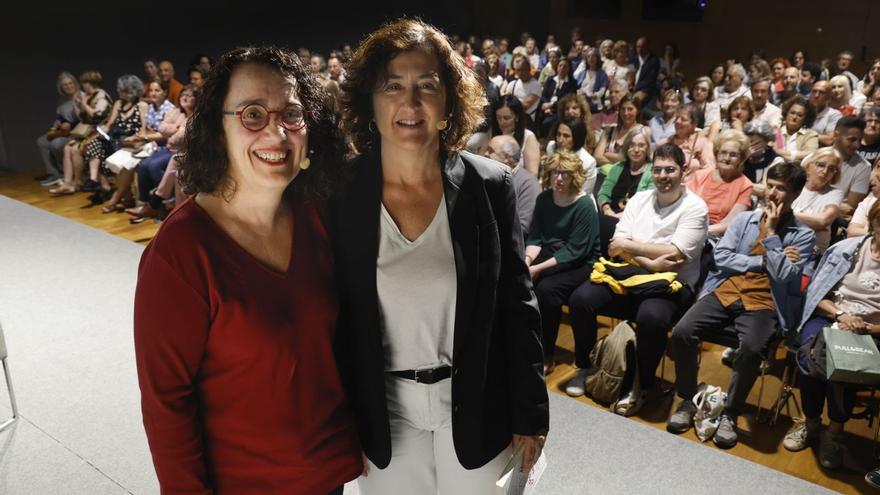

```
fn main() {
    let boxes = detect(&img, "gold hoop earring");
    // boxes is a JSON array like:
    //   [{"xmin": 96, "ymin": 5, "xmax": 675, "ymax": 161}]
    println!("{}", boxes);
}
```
[
  {"xmin": 299, "ymin": 157, "xmax": 311, "ymax": 170},
  {"xmin": 436, "ymin": 120, "xmax": 449, "ymax": 131}
]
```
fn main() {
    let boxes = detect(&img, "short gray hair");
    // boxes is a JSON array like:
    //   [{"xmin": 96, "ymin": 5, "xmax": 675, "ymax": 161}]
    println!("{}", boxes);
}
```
[
  {"xmin": 743, "ymin": 119, "xmax": 774, "ymax": 142},
  {"xmin": 116, "ymin": 74, "xmax": 144, "ymax": 102},
  {"xmin": 492, "ymin": 135, "xmax": 521, "ymax": 166},
  {"xmin": 730, "ymin": 63, "xmax": 747, "ymax": 81}
]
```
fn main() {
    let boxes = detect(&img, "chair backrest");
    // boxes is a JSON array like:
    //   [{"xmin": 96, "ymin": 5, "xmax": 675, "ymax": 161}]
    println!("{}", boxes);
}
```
[{"xmin": 0, "ymin": 321, "xmax": 7, "ymax": 360}]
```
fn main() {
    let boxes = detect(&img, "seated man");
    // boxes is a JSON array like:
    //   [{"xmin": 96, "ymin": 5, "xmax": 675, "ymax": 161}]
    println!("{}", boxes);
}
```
[
  {"xmin": 830, "ymin": 116, "xmax": 871, "ymax": 219},
  {"xmin": 566, "ymin": 143, "xmax": 708, "ymax": 410},
  {"xmin": 668, "ymin": 162, "xmax": 815, "ymax": 448},
  {"xmin": 484, "ymin": 134, "xmax": 540, "ymax": 236}
]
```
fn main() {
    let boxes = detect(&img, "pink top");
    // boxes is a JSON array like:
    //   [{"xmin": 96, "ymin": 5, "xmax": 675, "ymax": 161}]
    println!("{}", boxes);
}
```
[
  {"xmin": 663, "ymin": 132, "xmax": 716, "ymax": 180},
  {"xmin": 687, "ymin": 167, "xmax": 753, "ymax": 225},
  {"xmin": 158, "ymin": 107, "xmax": 188, "ymax": 152}
]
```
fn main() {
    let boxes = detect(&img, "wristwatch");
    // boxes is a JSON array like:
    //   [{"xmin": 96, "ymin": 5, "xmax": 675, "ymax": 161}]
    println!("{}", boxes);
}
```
[{"xmin": 834, "ymin": 310, "xmax": 845, "ymax": 321}]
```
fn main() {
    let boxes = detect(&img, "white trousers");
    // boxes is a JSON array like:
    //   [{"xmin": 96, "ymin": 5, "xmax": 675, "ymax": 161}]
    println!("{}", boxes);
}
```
[{"xmin": 357, "ymin": 375, "xmax": 512, "ymax": 495}]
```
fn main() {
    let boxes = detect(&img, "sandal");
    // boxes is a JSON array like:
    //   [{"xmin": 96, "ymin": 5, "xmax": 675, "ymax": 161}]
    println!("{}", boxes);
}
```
[
  {"xmin": 101, "ymin": 202, "xmax": 125, "ymax": 214},
  {"xmin": 49, "ymin": 185, "xmax": 77, "ymax": 195}
]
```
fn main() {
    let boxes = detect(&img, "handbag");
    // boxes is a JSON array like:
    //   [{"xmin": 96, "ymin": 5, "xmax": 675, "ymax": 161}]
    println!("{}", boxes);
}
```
[
  {"xmin": 823, "ymin": 325, "xmax": 880, "ymax": 385},
  {"xmin": 692, "ymin": 383, "xmax": 727, "ymax": 442},
  {"xmin": 105, "ymin": 149, "xmax": 142, "ymax": 174},
  {"xmin": 69, "ymin": 123, "xmax": 95, "ymax": 140}
]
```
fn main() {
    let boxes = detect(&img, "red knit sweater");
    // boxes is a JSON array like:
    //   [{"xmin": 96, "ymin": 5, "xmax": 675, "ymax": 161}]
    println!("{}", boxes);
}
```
[{"xmin": 134, "ymin": 196, "xmax": 362, "ymax": 494}]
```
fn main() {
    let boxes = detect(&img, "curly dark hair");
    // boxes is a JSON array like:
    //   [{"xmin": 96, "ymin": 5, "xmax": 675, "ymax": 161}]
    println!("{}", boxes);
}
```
[
  {"xmin": 340, "ymin": 17, "xmax": 487, "ymax": 155},
  {"xmin": 179, "ymin": 45, "xmax": 343, "ymax": 199},
  {"xmin": 781, "ymin": 95, "xmax": 817, "ymax": 129}
]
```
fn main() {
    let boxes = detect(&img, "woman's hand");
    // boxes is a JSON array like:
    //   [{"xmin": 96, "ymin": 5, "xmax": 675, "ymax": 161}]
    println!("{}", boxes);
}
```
[
  {"xmin": 512, "ymin": 434, "xmax": 545, "ymax": 473},
  {"xmin": 839, "ymin": 314, "xmax": 869, "ymax": 333}
]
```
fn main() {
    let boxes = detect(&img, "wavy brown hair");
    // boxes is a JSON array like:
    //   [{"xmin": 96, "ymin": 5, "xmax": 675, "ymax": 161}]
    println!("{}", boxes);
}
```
[
  {"xmin": 340, "ymin": 18, "xmax": 487, "ymax": 155},
  {"xmin": 179, "ymin": 45, "xmax": 343, "ymax": 199}
]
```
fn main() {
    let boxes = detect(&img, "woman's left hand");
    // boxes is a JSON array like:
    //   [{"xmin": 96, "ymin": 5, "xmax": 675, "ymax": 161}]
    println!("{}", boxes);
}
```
[
  {"xmin": 513, "ymin": 434, "xmax": 545, "ymax": 473},
  {"xmin": 528, "ymin": 265, "xmax": 541, "ymax": 281}
]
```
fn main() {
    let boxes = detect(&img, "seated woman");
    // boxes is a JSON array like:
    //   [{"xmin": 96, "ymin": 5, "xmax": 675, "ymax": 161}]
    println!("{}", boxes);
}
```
[
  {"xmin": 553, "ymin": 93, "xmax": 598, "ymax": 154},
  {"xmin": 769, "ymin": 57, "xmax": 790, "ymax": 97},
  {"xmin": 545, "ymin": 116, "xmax": 598, "ymax": 194},
  {"xmin": 649, "ymin": 89, "xmax": 683, "ymax": 145},
  {"xmin": 774, "ymin": 96, "xmax": 819, "ymax": 165},
  {"xmin": 576, "ymin": 47, "xmax": 609, "ymax": 113},
  {"xmin": 101, "ymin": 79, "xmax": 171, "ymax": 213},
  {"xmin": 859, "ymin": 107, "xmax": 880, "ymax": 164},
  {"xmin": 491, "ymin": 95, "xmax": 540, "ymax": 174},
  {"xmin": 689, "ymin": 76, "xmax": 719, "ymax": 131},
  {"xmin": 539, "ymin": 57, "xmax": 577, "ymax": 133},
  {"xmin": 127, "ymin": 84, "xmax": 198, "ymax": 220},
  {"xmin": 485, "ymin": 53, "xmax": 504, "ymax": 89},
  {"xmin": 597, "ymin": 127, "xmax": 654, "ymax": 254},
  {"xmin": 659, "ymin": 103, "xmax": 715, "ymax": 180},
  {"xmin": 847, "ymin": 160, "xmax": 880, "ymax": 237},
  {"xmin": 526, "ymin": 151, "xmax": 601, "ymax": 375},
  {"xmin": 593, "ymin": 80, "xmax": 628, "ymax": 132},
  {"xmin": 52, "ymin": 71, "xmax": 113, "ymax": 195},
  {"xmin": 719, "ymin": 95, "xmax": 755, "ymax": 132},
  {"xmin": 791, "ymin": 148, "xmax": 845, "ymax": 253},
  {"xmin": 687, "ymin": 129, "xmax": 754, "ymax": 239},
  {"xmin": 604, "ymin": 40, "xmax": 635, "ymax": 89},
  {"xmin": 537, "ymin": 47, "xmax": 560, "ymax": 85},
  {"xmin": 37, "ymin": 72, "xmax": 81, "ymax": 186},
  {"xmin": 743, "ymin": 119, "xmax": 785, "ymax": 203},
  {"xmin": 594, "ymin": 94, "xmax": 651, "ymax": 165},
  {"xmin": 784, "ymin": 201, "xmax": 880, "ymax": 470},
  {"xmin": 828, "ymin": 75, "xmax": 857, "ymax": 117},
  {"xmin": 566, "ymin": 143, "xmax": 709, "ymax": 407},
  {"xmin": 135, "ymin": 46, "xmax": 361, "ymax": 494}
]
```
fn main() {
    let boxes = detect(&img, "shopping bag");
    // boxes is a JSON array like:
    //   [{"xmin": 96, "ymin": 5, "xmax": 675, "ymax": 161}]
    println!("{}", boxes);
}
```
[
  {"xmin": 824, "ymin": 326, "xmax": 880, "ymax": 385},
  {"xmin": 692, "ymin": 383, "xmax": 727, "ymax": 442},
  {"xmin": 495, "ymin": 441, "xmax": 547, "ymax": 495}
]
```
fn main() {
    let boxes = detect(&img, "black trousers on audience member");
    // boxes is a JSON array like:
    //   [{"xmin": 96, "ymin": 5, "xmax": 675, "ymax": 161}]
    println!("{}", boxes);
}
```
[
  {"xmin": 671, "ymin": 293, "xmax": 777, "ymax": 416},
  {"xmin": 534, "ymin": 263, "xmax": 593, "ymax": 361},
  {"xmin": 568, "ymin": 281, "xmax": 693, "ymax": 388},
  {"xmin": 798, "ymin": 316, "xmax": 857, "ymax": 424}
]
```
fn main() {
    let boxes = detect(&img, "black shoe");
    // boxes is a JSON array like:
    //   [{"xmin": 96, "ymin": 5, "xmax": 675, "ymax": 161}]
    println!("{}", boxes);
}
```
[
  {"xmin": 866, "ymin": 467, "xmax": 880, "ymax": 488},
  {"xmin": 80, "ymin": 179, "xmax": 100, "ymax": 192},
  {"xmin": 34, "ymin": 173, "xmax": 53, "ymax": 181}
]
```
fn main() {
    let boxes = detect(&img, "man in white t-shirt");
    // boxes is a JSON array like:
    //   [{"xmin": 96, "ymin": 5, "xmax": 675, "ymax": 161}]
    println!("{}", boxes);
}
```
[
  {"xmin": 831, "ymin": 116, "xmax": 871, "ymax": 218},
  {"xmin": 810, "ymin": 81, "xmax": 843, "ymax": 146},
  {"xmin": 565, "ymin": 143, "xmax": 708, "ymax": 410},
  {"xmin": 714, "ymin": 64, "xmax": 751, "ymax": 112},
  {"xmin": 504, "ymin": 54, "xmax": 542, "ymax": 123},
  {"xmin": 751, "ymin": 78, "xmax": 782, "ymax": 130}
]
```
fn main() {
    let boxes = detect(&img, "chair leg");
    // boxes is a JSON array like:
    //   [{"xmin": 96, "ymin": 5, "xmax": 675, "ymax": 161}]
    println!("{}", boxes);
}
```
[
  {"xmin": 0, "ymin": 358, "xmax": 19, "ymax": 432},
  {"xmin": 768, "ymin": 356, "xmax": 802, "ymax": 425},
  {"xmin": 756, "ymin": 360, "xmax": 768, "ymax": 422}
]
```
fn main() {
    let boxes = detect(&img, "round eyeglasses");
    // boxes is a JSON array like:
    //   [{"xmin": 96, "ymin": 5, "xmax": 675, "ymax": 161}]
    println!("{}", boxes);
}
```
[{"xmin": 223, "ymin": 103, "xmax": 308, "ymax": 132}]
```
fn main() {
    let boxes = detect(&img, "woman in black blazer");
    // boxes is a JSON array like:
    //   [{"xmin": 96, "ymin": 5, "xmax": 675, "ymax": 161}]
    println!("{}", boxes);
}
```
[{"xmin": 334, "ymin": 19, "xmax": 548, "ymax": 494}]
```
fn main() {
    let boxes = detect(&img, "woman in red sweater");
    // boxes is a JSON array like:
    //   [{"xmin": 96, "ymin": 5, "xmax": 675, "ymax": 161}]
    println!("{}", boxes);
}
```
[{"xmin": 134, "ymin": 46, "xmax": 362, "ymax": 494}]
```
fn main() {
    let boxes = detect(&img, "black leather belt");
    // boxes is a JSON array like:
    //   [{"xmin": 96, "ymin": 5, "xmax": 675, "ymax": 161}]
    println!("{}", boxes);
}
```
[{"xmin": 389, "ymin": 365, "xmax": 452, "ymax": 384}]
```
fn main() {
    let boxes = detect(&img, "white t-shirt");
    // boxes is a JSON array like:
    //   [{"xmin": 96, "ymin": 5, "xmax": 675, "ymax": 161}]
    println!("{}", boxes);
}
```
[
  {"xmin": 604, "ymin": 61, "xmax": 634, "ymax": 87},
  {"xmin": 509, "ymin": 77, "xmax": 542, "ymax": 117},
  {"xmin": 377, "ymin": 196, "xmax": 456, "ymax": 371},
  {"xmin": 851, "ymin": 193, "xmax": 878, "ymax": 228},
  {"xmin": 812, "ymin": 106, "xmax": 843, "ymax": 135},
  {"xmin": 614, "ymin": 188, "xmax": 709, "ymax": 288},
  {"xmin": 754, "ymin": 102, "xmax": 783, "ymax": 130},
  {"xmin": 792, "ymin": 186, "xmax": 846, "ymax": 251},
  {"xmin": 713, "ymin": 85, "xmax": 751, "ymax": 111},
  {"xmin": 834, "ymin": 153, "xmax": 872, "ymax": 197}
]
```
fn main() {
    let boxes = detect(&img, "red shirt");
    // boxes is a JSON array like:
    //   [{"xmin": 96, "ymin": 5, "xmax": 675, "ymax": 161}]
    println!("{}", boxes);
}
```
[{"xmin": 134, "ymin": 196, "xmax": 362, "ymax": 494}]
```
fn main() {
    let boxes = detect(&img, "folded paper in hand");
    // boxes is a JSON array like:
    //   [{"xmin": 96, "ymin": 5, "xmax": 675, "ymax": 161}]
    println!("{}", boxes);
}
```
[{"xmin": 495, "ymin": 441, "xmax": 547, "ymax": 495}]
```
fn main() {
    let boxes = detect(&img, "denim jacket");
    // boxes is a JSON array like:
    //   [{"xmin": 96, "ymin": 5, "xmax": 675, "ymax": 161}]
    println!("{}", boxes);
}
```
[
  {"xmin": 796, "ymin": 235, "xmax": 871, "ymax": 335},
  {"xmin": 700, "ymin": 210, "xmax": 816, "ymax": 332}
]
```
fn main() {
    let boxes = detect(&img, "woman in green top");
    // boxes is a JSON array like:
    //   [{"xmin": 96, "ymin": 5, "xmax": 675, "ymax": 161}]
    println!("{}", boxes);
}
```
[
  {"xmin": 597, "ymin": 127, "xmax": 654, "ymax": 256},
  {"xmin": 525, "ymin": 151, "xmax": 601, "ymax": 375}
]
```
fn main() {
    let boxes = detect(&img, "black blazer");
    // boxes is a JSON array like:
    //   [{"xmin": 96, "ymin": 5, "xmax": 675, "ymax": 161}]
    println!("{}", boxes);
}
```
[{"xmin": 332, "ymin": 148, "xmax": 549, "ymax": 470}]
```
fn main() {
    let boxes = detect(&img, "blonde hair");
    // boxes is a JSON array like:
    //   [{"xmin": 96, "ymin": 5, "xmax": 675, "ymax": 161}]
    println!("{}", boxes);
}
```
[
  {"xmin": 802, "ymin": 147, "xmax": 843, "ymax": 185},
  {"xmin": 829, "ymin": 75, "xmax": 853, "ymax": 103},
  {"xmin": 540, "ymin": 151, "xmax": 586, "ymax": 193},
  {"xmin": 713, "ymin": 129, "xmax": 750, "ymax": 157}
]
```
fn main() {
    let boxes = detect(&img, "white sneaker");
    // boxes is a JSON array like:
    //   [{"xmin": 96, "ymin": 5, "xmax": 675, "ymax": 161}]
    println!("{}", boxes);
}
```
[
  {"xmin": 564, "ymin": 369, "xmax": 590, "ymax": 397},
  {"xmin": 783, "ymin": 418, "xmax": 820, "ymax": 452},
  {"xmin": 614, "ymin": 389, "xmax": 647, "ymax": 416}
]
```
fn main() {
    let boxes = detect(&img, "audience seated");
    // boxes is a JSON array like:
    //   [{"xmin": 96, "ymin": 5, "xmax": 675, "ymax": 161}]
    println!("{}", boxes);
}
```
[
  {"xmin": 743, "ymin": 120, "xmax": 785, "ymax": 202},
  {"xmin": 810, "ymin": 81, "xmax": 843, "ymax": 146},
  {"xmin": 687, "ymin": 129, "xmax": 754, "ymax": 239},
  {"xmin": 791, "ymin": 148, "xmax": 845, "ymax": 253},
  {"xmin": 830, "ymin": 116, "xmax": 871, "ymax": 219},
  {"xmin": 660, "ymin": 103, "xmax": 716, "ymax": 180},
  {"xmin": 784, "ymin": 201, "xmax": 880, "ymax": 469},
  {"xmin": 828, "ymin": 75, "xmax": 858, "ymax": 117},
  {"xmin": 595, "ymin": 94, "xmax": 651, "ymax": 165},
  {"xmin": 546, "ymin": 117, "xmax": 598, "ymax": 195},
  {"xmin": 714, "ymin": 64, "xmax": 752, "ymax": 114},
  {"xmin": 719, "ymin": 95, "xmax": 755, "ymax": 133},
  {"xmin": 491, "ymin": 94, "xmax": 540, "ymax": 174},
  {"xmin": 592, "ymin": 80, "xmax": 628, "ymax": 132},
  {"xmin": 525, "ymin": 151, "xmax": 601, "ymax": 375},
  {"xmin": 158, "ymin": 61, "xmax": 184, "ymax": 106},
  {"xmin": 566, "ymin": 143, "xmax": 708, "ymax": 411},
  {"xmin": 188, "ymin": 66, "xmax": 207, "ymax": 89},
  {"xmin": 501, "ymin": 53, "xmax": 542, "ymax": 132},
  {"xmin": 36, "ymin": 72, "xmax": 81, "ymax": 186},
  {"xmin": 669, "ymin": 162, "xmax": 814, "ymax": 448},
  {"xmin": 859, "ymin": 108, "xmax": 880, "ymax": 164},
  {"xmin": 688, "ymin": 76, "xmax": 719, "ymax": 132},
  {"xmin": 774, "ymin": 96, "xmax": 818, "ymax": 165},
  {"xmin": 750, "ymin": 78, "xmax": 782, "ymax": 130},
  {"xmin": 847, "ymin": 160, "xmax": 880, "ymax": 237},
  {"xmin": 648, "ymin": 89, "xmax": 683, "ymax": 145},
  {"xmin": 604, "ymin": 41, "xmax": 635, "ymax": 89},
  {"xmin": 553, "ymin": 94, "xmax": 598, "ymax": 154},
  {"xmin": 484, "ymin": 135, "xmax": 540, "ymax": 236},
  {"xmin": 769, "ymin": 58, "xmax": 790, "ymax": 99},
  {"xmin": 575, "ymin": 47, "xmax": 609, "ymax": 114},
  {"xmin": 539, "ymin": 57, "xmax": 577, "ymax": 133}
]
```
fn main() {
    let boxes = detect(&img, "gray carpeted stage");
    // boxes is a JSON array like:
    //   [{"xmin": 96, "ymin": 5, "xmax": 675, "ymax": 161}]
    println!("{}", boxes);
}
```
[{"xmin": 0, "ymin": 195, "xmax": 835, "ymax": 494}]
